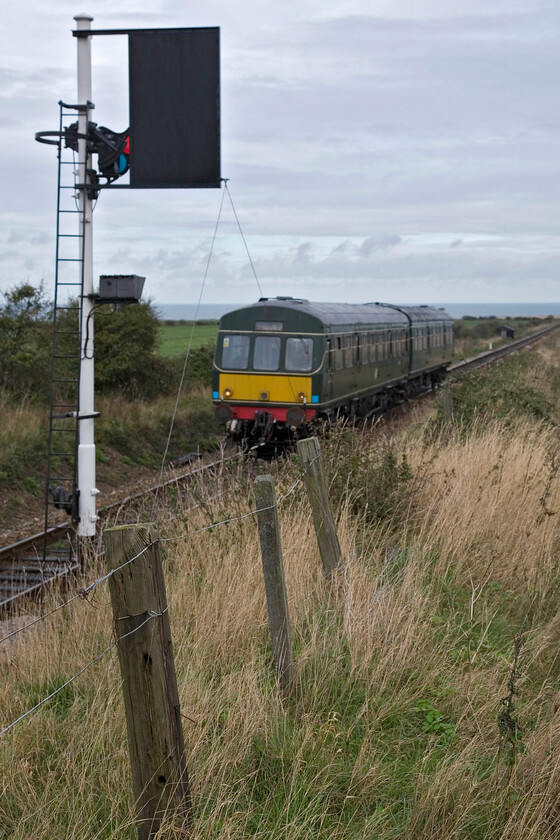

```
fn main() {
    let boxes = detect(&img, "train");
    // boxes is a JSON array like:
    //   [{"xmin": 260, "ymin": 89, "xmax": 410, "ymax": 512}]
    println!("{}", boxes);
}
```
[{"xmin": 212, "ymin": 297, "xmax": 454, "ymax": 445}]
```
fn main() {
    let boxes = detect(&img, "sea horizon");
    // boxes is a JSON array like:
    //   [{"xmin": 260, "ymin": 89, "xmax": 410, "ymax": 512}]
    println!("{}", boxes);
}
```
[{"xmin": 155, "ymin": 302, "xmax": 560, "ymax": 321}]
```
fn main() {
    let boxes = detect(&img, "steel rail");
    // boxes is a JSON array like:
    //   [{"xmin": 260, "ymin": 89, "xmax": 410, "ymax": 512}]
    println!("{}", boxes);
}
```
[
  {"xmin": 448, "ymin": 322, "xmax": 560, "ymax": 376},
  {"xmin": 0, "ymin": 450, "xmax": 241, "ymax": 608}
]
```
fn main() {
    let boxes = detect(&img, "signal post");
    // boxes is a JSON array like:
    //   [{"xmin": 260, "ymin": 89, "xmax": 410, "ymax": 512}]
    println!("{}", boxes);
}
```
[
  {"xmin": 75, "ymin": 13, "xmax": 98, "ymax": 537},
  {"xmin": 37, "ymin": 16, "xmax": 221, "ymax": 541}
]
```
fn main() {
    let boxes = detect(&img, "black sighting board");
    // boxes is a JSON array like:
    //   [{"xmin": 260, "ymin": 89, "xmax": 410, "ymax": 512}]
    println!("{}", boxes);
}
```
[{"xmin": 75, "ymin": 26, "xmax": 220, "ymax": 189}]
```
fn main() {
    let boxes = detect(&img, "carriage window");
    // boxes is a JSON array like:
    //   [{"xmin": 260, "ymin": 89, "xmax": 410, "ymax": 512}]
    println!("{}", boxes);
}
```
[
  {"xmin": 344, "ymin": 335, "xmax": 353, "ymax": 368},
  {"xmin": 286, "ymin": 337, "xmax": 313, "ymax": 372},
  {"xmin": 221, "ymin": 334, "xmax": 250, "ymax": 370},
  {"xmin": 334, "ymin": 336, "xmax": 343, "ymax": 370},
  {"xmin": 381, "ymin": 331, "xmax": 388, "ymax": 360},
  {"xmin": 253, "ymin": 336, "xmax": 281, "ymax": 370}
]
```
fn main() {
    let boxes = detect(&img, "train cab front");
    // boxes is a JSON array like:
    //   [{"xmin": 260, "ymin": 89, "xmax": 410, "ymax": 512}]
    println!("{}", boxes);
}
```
[{"xmin": 212, "ymin": 325, "xmax": 322, "ymax": 445}]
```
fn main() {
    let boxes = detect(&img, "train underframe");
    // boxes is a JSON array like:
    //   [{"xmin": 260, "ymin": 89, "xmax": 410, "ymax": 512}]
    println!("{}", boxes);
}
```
[{"xmin": 222, "ymin": 366, "xmax": 448, "ymax": 448}]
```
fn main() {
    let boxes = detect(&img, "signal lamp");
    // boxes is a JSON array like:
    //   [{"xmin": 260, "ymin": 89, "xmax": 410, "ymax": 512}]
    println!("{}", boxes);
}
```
[
  {"xmin": 63, "ymin": 121, "xmax": 130, "ymax": 184},
  {"xmin": 297, "ymin": 392, "xmax": 306, "ymax": 403},
  {"xmin": 223, "ymin": 388, "xmax": 233, "ymax": 399}
]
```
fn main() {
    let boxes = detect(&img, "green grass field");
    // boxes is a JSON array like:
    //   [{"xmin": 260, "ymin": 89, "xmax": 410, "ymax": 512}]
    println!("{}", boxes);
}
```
[{"xmin": 158, "ymin": 320, "xmax": 218, "ymax": 357}]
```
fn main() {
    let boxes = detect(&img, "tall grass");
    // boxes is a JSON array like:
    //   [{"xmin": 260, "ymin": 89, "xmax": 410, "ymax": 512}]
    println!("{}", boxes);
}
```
[
  {"xmin": 3, "ymin": 409, "xmax": 560, "ymax": 838},
  {"xmin": 0, "ymin": 393, "xmax": 46, "ymax": 483},
  {"xmin": 3, "ymin": 337, "xmax": 560, "ymax": 838}
]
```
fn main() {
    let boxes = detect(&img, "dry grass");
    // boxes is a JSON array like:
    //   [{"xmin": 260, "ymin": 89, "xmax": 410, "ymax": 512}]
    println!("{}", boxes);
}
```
[{"xmin": 3, "ymin": 354, "xmax": 560, "ymax": 837}]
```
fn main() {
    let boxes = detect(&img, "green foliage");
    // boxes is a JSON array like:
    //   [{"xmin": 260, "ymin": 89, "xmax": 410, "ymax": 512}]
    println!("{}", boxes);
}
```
[
  {"xmin": 325, "ymin": 424, "xmax": 414, "ymax": 527},
  {"xmin": 454, "ymin": 316, "xmax": 544, "ymax": 341},
  {"xmin": 183, "ymin": 342, "xmax": 215, "ymax": 386},
  {"xmin": 0, "ymin": 285, "xmax": 215, "ymax": 403},
  {"xmin": 433, "ymin": 352, "xmax": 559, "ymax": 436},
  {"xmin": 94, "ymin": 302, "xmax": 175, "ymax": 398},
  {"xmin": 0, "ymin": 282, "xmax": 51, "ymax": 399},
  {"xmin": 415, "ymin": 700, "xmax": 456, "ymax": 743},
  {"xmin": 95, "ymin": 389, "xmax": 222, "ymax": 467},
  {"xmin": 91, "ymin": 306, "xmax": 215, "ymax": 395}
]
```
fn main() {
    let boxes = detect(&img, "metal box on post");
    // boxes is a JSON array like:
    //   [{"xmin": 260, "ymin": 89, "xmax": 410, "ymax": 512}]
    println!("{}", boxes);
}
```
[{"xmin": 98, "ymin": 274, "xmax": 145, "ymax": 303}]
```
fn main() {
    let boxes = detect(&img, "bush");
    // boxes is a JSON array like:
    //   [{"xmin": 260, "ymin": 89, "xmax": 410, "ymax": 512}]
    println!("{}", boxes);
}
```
[
  {"xmin": 323, "ymin": 424, "xmax": 415, "ymax": 528},
  {"xmin": 0, "ymin": 282, "xmax": 51, "ymax": 399},
  {"xmin": 183, "ymin": 342, "xmax": 215, "ymax": 386},
  {"xmin": 432, "ymin": 352, "xmax": 560, "ymax": 437}
]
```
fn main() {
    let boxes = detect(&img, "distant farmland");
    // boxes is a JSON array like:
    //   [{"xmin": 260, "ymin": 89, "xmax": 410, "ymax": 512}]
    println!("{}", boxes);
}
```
[{"xmin": 158, "ymin": 320, "xmax": 218, "ymax": 357}]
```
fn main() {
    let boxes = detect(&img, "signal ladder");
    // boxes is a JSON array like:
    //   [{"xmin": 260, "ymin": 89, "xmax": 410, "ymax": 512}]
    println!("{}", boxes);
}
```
[{"xmin": 40, "ymin": 100, "xmax": 87, "ymax": 571}]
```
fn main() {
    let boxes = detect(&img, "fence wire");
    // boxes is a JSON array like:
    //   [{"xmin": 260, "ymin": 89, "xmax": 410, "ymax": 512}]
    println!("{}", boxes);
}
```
[
  {"xmin": 0, "ymin": 607, "xmax": 167, "ymax": 737},
  {"xmin": 0, "ymin": 449, "xmax": 320, "ymax": 736}
]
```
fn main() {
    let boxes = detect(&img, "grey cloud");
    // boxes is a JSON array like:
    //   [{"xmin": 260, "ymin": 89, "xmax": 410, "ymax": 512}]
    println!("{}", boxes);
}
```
[
  {"xmin": 359, "ymin": 235, "xmax": 402, "ymax": 256},
  {"xmin": 1, "ymin": 2, "xmax": 559, "ymax": 304}
]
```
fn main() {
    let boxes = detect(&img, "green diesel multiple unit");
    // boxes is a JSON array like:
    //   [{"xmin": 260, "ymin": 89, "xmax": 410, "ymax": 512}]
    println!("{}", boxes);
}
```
[{"xmin": 212, "ymin": 297, "xmax": 454, "ymax": 443}]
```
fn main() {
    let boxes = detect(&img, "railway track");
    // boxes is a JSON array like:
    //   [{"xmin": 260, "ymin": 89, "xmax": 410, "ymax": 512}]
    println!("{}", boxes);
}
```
[
  {"xmin": 0, "ymin": 451, "xmax": 243, "ymax": 611},
  {"xmin": 448, "ymin": 321, "xmax": 560, "ymax": 375},
  {"xmin": 2, "ymin": 322, "xmax": 559, "ymax": 611}
]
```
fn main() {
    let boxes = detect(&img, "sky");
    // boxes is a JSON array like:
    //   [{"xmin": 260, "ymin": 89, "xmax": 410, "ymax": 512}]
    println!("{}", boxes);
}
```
[{"xmin": 0, "ymin": 0, "xmax": 559, "ymax": 309}]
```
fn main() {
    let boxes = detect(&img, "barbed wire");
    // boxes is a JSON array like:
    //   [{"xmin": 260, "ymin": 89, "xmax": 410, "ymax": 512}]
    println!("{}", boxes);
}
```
[
  {"xmin": 0, "ymin": 608, "xmax": 167, "ymax": 737},
  {"xmin": 2, "ymin": 451, "xmax": 318, "ymax": 645},
  {"xmin": 159, "ymin": 459, "xmax": 314, "ymax": 542},
  {"xmin": 0, "ymin": 449, "xmax": 321, "ymax": 736},
  {"xmin": 0, "ymin": 542, "xmax": 155, "ymax": 646},
  {"xmin": 1, "ymin": 452, "xmax": 318, "ymax": 644}
]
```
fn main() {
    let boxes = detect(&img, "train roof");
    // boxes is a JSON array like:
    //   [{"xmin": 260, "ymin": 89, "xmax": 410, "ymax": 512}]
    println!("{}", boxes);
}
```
[{"xmin": 220, "ymin": 298, "xmax": 453, "ymax": 328}]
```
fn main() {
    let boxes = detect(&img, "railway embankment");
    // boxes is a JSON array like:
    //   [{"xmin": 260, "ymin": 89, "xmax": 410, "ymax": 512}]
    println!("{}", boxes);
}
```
[
  {"xmin": 2, "ymin": 331, "xmax": 560, "ymax": 837},
  {"xmin": 0, "ymin": 385, "xmax": 222, "ymax": 543}
]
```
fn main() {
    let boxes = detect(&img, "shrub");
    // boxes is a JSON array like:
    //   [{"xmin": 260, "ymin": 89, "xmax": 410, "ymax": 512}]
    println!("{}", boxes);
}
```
[{"xmin": 0, "ymin": 282, "xmax": 51, "ymax": 399}]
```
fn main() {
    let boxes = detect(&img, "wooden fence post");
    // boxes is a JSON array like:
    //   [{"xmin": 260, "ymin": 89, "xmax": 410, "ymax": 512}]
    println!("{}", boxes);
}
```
[
  {"xmin": 254, "ymin": 475, "xmax": 294, "ymax": 690},
  {"xmin": 103, "ymin": 524, "xmax": 191, "ymax": 840},
  {"xmin": 296, "ymin": 437, "xmax": 342, "ymax": 577}
]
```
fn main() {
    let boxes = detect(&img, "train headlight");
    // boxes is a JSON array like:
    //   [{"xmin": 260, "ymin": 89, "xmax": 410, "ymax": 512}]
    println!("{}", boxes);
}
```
[
  {"xmin": 223, "ymin": 388, "xmax": 233, "ymax": 399},
  {"xmin": 297, "ymin": 392, "xmax": 307, "ymax": 403}
]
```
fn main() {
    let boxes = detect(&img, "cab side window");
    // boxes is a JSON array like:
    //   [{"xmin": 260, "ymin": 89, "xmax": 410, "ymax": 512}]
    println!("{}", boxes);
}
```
[{"xmin": 286, "ymin": 338, "xmax": 313, "ymax": 372}]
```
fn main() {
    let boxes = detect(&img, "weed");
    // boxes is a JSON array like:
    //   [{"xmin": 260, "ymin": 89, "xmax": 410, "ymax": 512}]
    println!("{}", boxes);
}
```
[
  {"xmin": 498, "ymin": 635, "xmax": 526, "ymax": 768},
  {"xmin": 415, "ymin": 699, "xmax": 456, "ymax": 743}
]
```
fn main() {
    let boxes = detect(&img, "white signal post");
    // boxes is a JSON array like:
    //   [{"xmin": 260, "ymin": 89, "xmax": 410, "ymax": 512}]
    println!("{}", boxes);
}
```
[{"xmin": 75, "ymin": 13, "xmax": 98, "ymax": 537}]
